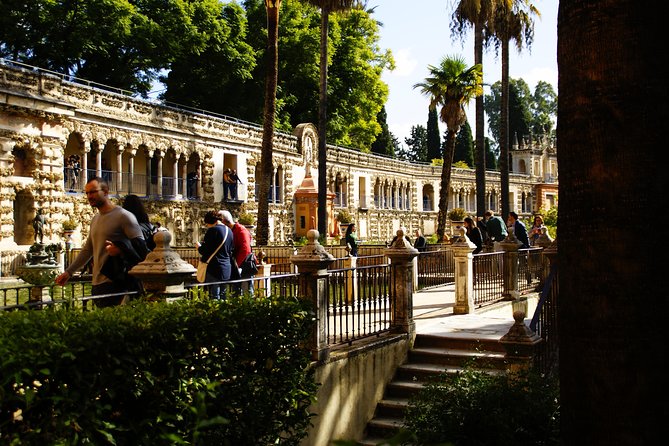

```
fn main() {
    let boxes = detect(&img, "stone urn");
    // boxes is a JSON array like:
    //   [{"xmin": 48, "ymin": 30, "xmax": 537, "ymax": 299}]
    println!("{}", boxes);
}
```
[
  {"xmin": 129, "ymin": 230, "xmax": 196, "ymax": 299},
  {"xmin": 16, "ymin": 242, "xmax": 62, "ymax": 304}
]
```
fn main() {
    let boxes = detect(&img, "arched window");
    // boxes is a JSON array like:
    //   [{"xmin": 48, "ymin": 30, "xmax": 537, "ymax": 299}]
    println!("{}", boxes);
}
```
[
  {"xmin": 422, "ymin": 184, "xmax": 435, "ymax": 212},
  {"xmin": 269, "ymin": 166, "xmax": 283, "ymax": 204}
]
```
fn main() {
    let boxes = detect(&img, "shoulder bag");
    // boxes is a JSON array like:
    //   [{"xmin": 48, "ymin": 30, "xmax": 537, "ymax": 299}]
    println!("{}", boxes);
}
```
[{"xmin": 196, "ymin": 229, "xmax": 228, "ymax": 283}]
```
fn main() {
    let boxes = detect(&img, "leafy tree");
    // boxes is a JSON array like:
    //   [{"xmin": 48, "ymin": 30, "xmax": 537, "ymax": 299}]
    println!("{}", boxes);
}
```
[
  {"xmin": 426, "ymin": 108, "xmax": 441, "ymax": 160},
  {"xmin": 371, "ymin": 106, "xmax": 395, "ymax": 157},
  {"xmin": 327, "ymin": 9, "xmax": 393, "ymax": 148},
  {"xmin": 243, "ymin": 0, "xmax": 321, "ymax": 127},
  {"xmin": 531, "ymin": 80, "xmax": 557, "ymax": 134},
  {"xmin": 485, "ymin": 78, "xmax": 551, "ymax": 150},
  {"xmin": 160, "ymin": 2, "xmax": 257, "ymax": 116},
  {"xmin": 452, "ymin": 119, "xmax": 474, "ymax": 167},
  {"xmin": 0, "ymin": 0, "xmax": 221, "ymax": 95},
  {"xmin": 402, "ymin": 125, "xmax": 429, "ymax": 162},
  {"xmin": 485, "ymin": 137, "xmax": 498, "ymax": 170},
  {"xmin": 414, "ymin": 55, "xmax": 483, "ymax": 239}
]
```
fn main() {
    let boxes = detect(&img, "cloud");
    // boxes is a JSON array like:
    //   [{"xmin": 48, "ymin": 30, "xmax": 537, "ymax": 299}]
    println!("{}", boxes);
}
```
[
  {"xmin": 520, "ymin": 67, "xmax": 558, "ymax": 90},
  {"xmin": 388, "ymin": 48, "xmax": 417, "ymax": 77}
]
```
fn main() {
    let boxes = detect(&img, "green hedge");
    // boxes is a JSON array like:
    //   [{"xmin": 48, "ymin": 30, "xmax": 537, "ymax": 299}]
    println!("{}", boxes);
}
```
[
  {"xmin": 405, "ymin": 368, "xmax": 560, "ymax": 445},
  {"xmin": 0, "ymin": 295, "xmax": 317, "ymax": 445}
]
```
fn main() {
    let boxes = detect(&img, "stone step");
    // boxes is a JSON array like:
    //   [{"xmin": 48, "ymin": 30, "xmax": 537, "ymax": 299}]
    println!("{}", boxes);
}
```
[
  {"xmin": 408, "ymin": 346, "xmax": 508, "ymax": 369},
  {"xmin": 359, "ymin": 333, "xmax": 509, "ymax": 445}
]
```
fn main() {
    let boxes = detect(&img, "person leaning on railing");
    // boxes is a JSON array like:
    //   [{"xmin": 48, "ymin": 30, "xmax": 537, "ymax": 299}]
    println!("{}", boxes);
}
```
[{"xmin": 463, "ymin": 217, "xmax": 483, "ymax": 254}]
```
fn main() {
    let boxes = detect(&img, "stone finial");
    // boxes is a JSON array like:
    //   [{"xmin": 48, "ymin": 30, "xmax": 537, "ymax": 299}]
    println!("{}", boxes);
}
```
[
  {"xmin": 502, "ymin": 224, "xmax": 522, "ymax": 247},
  {"xmin": 296, "ymin": 229, "xmax": 335, "ymax": 261},
  {"xmin": 500, "ymin": 310, "xmax": 542, "ymax": 358},
  {"xmin": 535, "ymin": 227, "xmax": 554, "ymax": 248},
  {"xmin": 129, "ymin": 230, "xmax": 196, "ymax": 294},
  {"xmin": 451, "ymin": 226, "xmax": 477, "ymax": 249},
  {"xmin": 389, "ymin": 228, "xmax": 412, "ymax": 249},
  {"xmin": 256, "ymin": 250, "xmax": 267, "ymax": 264}
]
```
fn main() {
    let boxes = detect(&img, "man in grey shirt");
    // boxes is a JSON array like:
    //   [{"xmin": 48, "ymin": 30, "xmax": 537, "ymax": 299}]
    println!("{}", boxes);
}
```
[{"xmin": 55, "ymin": 177, "xmax": 149, "ymax": 306}]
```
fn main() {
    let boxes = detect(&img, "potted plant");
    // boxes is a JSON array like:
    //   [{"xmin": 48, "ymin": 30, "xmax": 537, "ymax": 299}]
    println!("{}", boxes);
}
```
[
  {"xmin": 238, "ymin": 212, "xmax": 255, "ymax": 227},
  {"xmin": 447, "ymin": 208, "xmax": 467, "ymax": 236},
  {"xmin": 335, "ymin": 209, "xmax": 354, "ymax": 235},
  {"xmin": 62, "ymin": 218, "xmax": 77, "ymax": 234},
  {"xmin": 336, "ymin": 209, "xmax": 353, "ymax": 224}
]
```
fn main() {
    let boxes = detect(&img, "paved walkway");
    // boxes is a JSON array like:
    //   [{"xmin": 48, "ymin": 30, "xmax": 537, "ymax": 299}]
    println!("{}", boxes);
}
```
[{"xmin": 412, "ymin": 283, "xmax": 534, "ymax": 341}]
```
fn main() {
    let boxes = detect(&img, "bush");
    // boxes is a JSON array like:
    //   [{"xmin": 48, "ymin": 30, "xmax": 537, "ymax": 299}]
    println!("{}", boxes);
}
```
[
  {"xmin": 0, "ymin": 295, "xmax": 317, "ymax": 445},
  {"xmin": 405, "ymin": 368, "xmax": 560, "ymax": 445}
]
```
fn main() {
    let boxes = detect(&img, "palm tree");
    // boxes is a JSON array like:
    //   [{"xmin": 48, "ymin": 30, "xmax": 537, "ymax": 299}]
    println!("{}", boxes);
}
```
[
  {"xmin": 450, "ymin": 0, "xmax": 499, "ymax": 219},
  {"xmin": 256, "ymin": 0, "xmax": 282, "ymax": 246},
  {"xmin": 492, "ymin": 0, "xmax": 538, "ymax": 218},
  {"xmin": 301, "ymin": 0, "xmax": 358, "ymax": 239},
  {"xmin": 414, "ymin": 56, "xmax": 483, "ymax": 239},
  {"xmin": 558, "ymin": 1, "xmax": 665, "ymax": 442}
]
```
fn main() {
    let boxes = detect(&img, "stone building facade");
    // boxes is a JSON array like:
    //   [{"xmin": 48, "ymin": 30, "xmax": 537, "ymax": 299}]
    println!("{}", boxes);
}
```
[{"xmin": 0, "ymin": 61, "xmax": 557, "ymax": 273}]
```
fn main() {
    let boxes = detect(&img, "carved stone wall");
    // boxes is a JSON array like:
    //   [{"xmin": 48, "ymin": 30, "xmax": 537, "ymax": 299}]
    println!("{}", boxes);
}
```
[{"xmin": 0, "ymin": 62, "xmax": 557, "ymax": 261}]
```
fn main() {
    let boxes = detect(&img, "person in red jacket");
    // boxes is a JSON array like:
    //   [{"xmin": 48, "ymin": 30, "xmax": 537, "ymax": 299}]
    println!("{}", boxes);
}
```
[{"xmin": 218, "ymin": 209, "xmax": 254, "ymax": 295}]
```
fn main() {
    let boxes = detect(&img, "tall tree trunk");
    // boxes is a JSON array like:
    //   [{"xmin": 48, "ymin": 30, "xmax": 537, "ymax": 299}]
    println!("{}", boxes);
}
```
[
  {"xmin": 257, "ymin": 1, "xmax": 281, "ymax": 246},
  {"xmin": 500, "ymin": 34, "xmax": 510, "ymax": 219},
  {"xmin": 558, "ymin": 0, "xmax": 666, "ymax": 444},
  {"xmin": 474, "ymin": 20, "xmax": 486, "ymax": 217},
  {"xmin": 437, "ymin": 129, "xmax": 457, "ymax": 239},
  {"xmin": 317, "ymin": 9, "xmax": 330, "ymax": 238}
]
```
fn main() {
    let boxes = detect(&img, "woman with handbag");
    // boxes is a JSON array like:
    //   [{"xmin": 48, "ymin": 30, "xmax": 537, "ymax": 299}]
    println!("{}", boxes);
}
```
[{"xmin": 196, "ymin": 210, "xmax": 234, "ymax": 300}]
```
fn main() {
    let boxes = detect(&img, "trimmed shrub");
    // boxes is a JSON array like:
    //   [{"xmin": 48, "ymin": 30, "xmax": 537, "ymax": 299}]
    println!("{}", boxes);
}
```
[{"xmin": 0, "ymin": 295, "xmax": 316, "ymax": 445}]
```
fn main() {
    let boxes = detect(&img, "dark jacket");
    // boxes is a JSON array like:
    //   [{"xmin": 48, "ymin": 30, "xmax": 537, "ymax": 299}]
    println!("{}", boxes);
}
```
[
  {"xmin": 467, "ymin": 227, "xmax": 484, "ymax": 254},
  {"xmin": 198, "ymin": 224, "xmax": 234, "ymax": 281}
]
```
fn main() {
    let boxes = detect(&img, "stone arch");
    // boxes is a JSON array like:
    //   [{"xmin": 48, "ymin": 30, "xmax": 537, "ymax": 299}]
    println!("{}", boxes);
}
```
[
  {"xmin": 422, "ymin": 184, "xmax": 435, "ymax": 212},
  {"xmin": 13, "ymin": 188, "xmax": 35, "ymax": 245}
]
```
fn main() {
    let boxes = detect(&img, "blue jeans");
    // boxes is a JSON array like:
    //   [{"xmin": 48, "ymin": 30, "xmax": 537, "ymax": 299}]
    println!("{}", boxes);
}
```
[{"xmin": 206, "ymin": 273, "xmax": 227, "ymax": 300}]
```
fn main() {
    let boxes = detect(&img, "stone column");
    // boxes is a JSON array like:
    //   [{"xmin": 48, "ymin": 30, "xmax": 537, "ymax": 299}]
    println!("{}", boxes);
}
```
[
  {"xmin": 95, "ymin": 146, "xmax": 102, "ymax": 178},
  {"xmin": 128, "ymin": 152, "xmax": 135, "ymax": 194},
  {"xmin": 342, "ymin": 255, "xmax": 357, "ymax": 305},
  {"xmin": 253, "ymin": 262, "xmax": 273, "ymax": 298},
  {"xmin": 534, "ymin": 227, "xmax": 554, "ymax": 286},
  {"xmin": 172, "ymin": 157, "xmax": 179, "ymax": 197},
  {"xmin": 196, "ymin": 162, "xmax": 203, "ymax": 199},
  {"xmin": 180, "ymin": 157, "xmax": 188, "ymax": 198},
  {"xmin": 290, "ymin": 230, "xmax": 335, "ymax": 362},
  {"xmin": 451, "ymin": 227, "xmax": 477, "ymax": 314},
  {"xmin": 82, "ymin": 140, "xmax": 90, "ymax": 182},
  {"xmin": 156, "ymin": 150, "xmax": 164, "ymax": 197},
  {"xmin": 384, "ymin": 228, "xmax": 419, "ymax": 335},
  {"xmin": 116, "ymin": 147, "xmax": 124, "ymax": 192},
  {"xmin": 500, "ymin": 227, "xmax": 522, "ymax": 301}
]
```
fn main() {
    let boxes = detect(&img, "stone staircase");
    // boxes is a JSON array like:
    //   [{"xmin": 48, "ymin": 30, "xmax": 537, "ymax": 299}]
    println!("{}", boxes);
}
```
[{"xmin": 358, "ymin": 332, "xmax": 508, "ymax": 446}]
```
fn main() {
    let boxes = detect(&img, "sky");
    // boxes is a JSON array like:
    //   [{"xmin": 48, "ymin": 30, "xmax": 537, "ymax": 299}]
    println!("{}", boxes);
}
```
[{"xmin": 371, "ymin": 0, "xmax": 558, "ymax": 145}]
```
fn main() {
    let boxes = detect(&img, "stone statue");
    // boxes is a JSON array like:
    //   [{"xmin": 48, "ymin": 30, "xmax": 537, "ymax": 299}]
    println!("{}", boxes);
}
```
[{"xmin": 33, "ymin": 208, "xmax": 46, "ymax": 244}]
